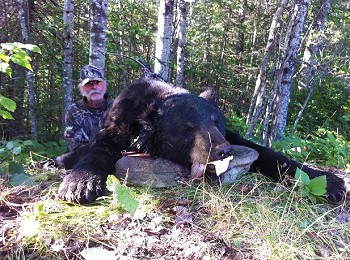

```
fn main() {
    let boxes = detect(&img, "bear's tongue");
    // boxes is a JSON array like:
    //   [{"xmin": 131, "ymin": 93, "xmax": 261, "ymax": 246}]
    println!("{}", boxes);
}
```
[
  {"xmin": 190, "ymin": 162, "xmax": 207, "ymax": 179},
  {"xmin": 190, "ymin": 156, "xmax": 234, "ymax": 179}
]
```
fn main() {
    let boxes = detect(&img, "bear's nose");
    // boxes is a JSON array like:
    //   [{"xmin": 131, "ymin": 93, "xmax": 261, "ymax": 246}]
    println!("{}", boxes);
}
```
[{"xmin": 216, "ymin": 144, "xmax": 232, "ymax": 160}]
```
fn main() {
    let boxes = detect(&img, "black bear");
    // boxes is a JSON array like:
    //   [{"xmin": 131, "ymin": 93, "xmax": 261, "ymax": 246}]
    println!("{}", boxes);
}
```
[{"xmin": 56, "ymin": 75, "xmax": 346, "ymax": 204}]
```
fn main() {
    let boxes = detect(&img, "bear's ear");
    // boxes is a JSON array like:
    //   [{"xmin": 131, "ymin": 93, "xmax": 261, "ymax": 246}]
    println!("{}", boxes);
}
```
[{"xmin": 199, "ymin": 87, "xmax": 217, "ymax": 106}]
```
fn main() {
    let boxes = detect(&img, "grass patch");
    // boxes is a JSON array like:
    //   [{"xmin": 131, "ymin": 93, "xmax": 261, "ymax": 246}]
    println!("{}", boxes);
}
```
[{"xmin": 1, "ymin": 168, "xmax": 349, "ymax": 259}]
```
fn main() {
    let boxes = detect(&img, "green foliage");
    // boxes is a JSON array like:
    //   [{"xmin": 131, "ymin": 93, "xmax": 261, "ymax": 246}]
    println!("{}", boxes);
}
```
[
  {"xmin": 0, "ymin": 42, "xmax": 41, "ymax": 77},
  {"xmin": 290, "ymin": 76, "xmax": 350, "ymax": 140},
  {"xmin": 294, "ymin": 168, "xmax": 327, "ymax": 203},
  {"xmin": 0, "ymin": 139, "xmax": 67, "ymax": 187},
  {"xmin": 0, "ymin": 143, "xmax": 35, "ymax": 187},
  {"xmin": 0, "ymin": 94, "xmax": 16, "ymax": 120},
  {"xmin": 0, "ymin": 42, "xmax": 41, "ymax": 121},
  {"xmin": 226, "ymin": 112, "xmax": 249, "ymax": 135},
  {"xmin": 106, "ymin": 175, "xmax": 139, "ymax": 216},
  {"xmin": 273, "ymin": 129, "xmax": 349, "ymax": 169},
  {"xmin": 7, "ymin": 161, "xmax": 32, "ymax": 188},
  {"xmin": 0, "ymin": 139, "xmax": 67, "ymax": 165}
]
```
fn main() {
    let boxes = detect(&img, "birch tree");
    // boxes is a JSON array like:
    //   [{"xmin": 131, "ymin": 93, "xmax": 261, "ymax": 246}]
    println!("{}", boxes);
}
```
[
  {"xmin": 245, "ymin": 0, "xmax": 289, "ymax": 139},
  {"xmin": 154, "ymin": 0, "xmax": 174, "ymax": 81},
  {"xmin": 89, "ymin": 0, "xmax": 109, "ymax": 74},
  {"xmin": 62, "ymin": 0, "xmax": 74, "ymax": 129},
  {"xmin": 176, "ymin": 0, "xmax": 187, "ymax": 87},
  {"xmin": 291, "ymin": 0, "xmax": 331, "ymax": 134},
  {"xmin": 16, "ymin": 0, "xmax": 38, "ymax": 141},
  {"xmin": 272, "ymin": 0, "xmax": 310, "ymax": 141}
]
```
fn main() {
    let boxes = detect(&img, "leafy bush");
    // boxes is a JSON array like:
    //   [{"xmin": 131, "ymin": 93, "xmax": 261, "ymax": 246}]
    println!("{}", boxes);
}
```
[
  {"xmin": 226, "ymin": 112, "xmax": 249, "ymax": 135},
  {"xmin": 0, "ymin": 139, "xmax": 67, "ymax": 187},
  {"xmin": 226, "ymin": 112, "xmax": 263, "ymax": 143},
  {"xmin": 273, "ymin": 129, "xmax": 349, "ymax": 169},
  {"xmin": 0, "ymin": 139, "xmax": 67, "ymax": 165},
  {"xmin": 226, "ymin": 113, "xmax": 349, "ymax": 169}
]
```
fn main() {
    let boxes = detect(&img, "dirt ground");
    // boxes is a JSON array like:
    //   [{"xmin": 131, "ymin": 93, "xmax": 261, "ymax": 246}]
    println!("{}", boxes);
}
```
[{"xmin": 1, "ymin": 166, "xmax": 350, "ymax": 259}]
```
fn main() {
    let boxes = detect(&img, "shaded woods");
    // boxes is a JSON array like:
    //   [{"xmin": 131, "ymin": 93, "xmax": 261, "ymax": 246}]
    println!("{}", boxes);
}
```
[{"xmin": 1, "ymin": 0, "xmax": 349, "ymax": 146}]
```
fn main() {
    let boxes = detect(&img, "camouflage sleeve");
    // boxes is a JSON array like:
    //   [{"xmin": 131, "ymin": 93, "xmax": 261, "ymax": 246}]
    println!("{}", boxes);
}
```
[{"xmin": 64, "ymin": 107, "xmax": 90, "ymax": 151}]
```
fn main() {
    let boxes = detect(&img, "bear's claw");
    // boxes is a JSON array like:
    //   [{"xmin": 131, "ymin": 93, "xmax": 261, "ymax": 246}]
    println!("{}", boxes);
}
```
[
  {"xmin": 58, "ymin": 172, "xmax": 106, "ymax": 204},
  {"xmin": 325, "ymin": 174, "xmax": 347, "ymax": 204}
]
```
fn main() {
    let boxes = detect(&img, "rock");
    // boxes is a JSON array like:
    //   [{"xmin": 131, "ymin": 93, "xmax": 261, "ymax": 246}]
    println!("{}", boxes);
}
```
[
  {"xmin": 217, "ymin": 145, "xmax": 259, "ymax": 184},
  {"xmin": 115, "ymin": 145, "xmax": 259, "ymax": 187},
  {"xmin": 115, "ymin": 154, "xmax": 190, "ymax": 188}
]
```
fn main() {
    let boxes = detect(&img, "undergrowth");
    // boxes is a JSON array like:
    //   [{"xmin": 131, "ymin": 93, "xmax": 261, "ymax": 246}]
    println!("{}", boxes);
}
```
[
  {"xmin": 1, "ymin": 170, "xmax": 349, "ymax": 259},
  {"xmin": 227, "ymin": 113, "xmax": 350, "ymax": 170},
  {"xmin": 0, "ymin": 133, "xmax": 349, "ymax": 258}
]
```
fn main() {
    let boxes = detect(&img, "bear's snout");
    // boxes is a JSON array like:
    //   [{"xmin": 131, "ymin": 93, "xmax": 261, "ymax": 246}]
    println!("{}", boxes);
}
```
[{"xmin": 215, "ymin": 143, "xmax": 233, "ymax": 160}]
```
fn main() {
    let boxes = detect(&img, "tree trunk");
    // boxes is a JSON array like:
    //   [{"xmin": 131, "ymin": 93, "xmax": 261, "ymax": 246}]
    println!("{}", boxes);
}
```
[
  {"xmin": 291, "ymin": 0, "xmax": 331, "ymax": 134},
  {"xmin": 89, "ymin": 0, "xmax": 109, "ymax": 74},
  {"xmin": 235, "ymin": 0, "xmax": 246, "ymax": 72},
  {"xmin": 16, "ymin": 0, "xmax": 38, "ymax": 141},
  {"xmin": 118, "ymin": 0, "xmax": 129, "ymax": 88},
  {"xmin": 154, "ymin": 0, "xmax": 174, "ymax": 82},
  {"xmin": 246, "ymin": 0, "xmax": 289, "ymax": 139},
  {"xmin": 62, "ymin": 0, "xmax": 74, "ymax": 134},
  {"xmin": 176, "ymin": 0, "xmax": 187, "ymax": 87},
  {"xmin": 290, "ymin": 86, "xmax": 313, "ymax": 133},
  {"xmin": 272, "ymin": 0, "xmax": 310, "ymax": 141}
]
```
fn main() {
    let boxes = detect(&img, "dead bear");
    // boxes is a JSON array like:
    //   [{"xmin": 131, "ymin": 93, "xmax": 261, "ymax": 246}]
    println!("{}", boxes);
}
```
[{"xmin": 56, "ymin": 75, "xmax": 346, "ymax": 204}]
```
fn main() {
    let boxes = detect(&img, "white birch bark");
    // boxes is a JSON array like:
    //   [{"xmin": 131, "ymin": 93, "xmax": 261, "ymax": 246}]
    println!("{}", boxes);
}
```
[
  {"xmin": 176, "ymin": 0, "xmax": 187, "ymax": 87},
  {"xmin": 89, "ymin": 0, "xmax": 109, "ymax": 74},
  {"xmin": 62, "ymin": 0, "xmax": 74, "ymax": 131},
  {"xmin": 273, "ymin": 0, "xmax": 310, "ymax": 141},
  {"xmin": 154, "ymin": 0, "xmax": 174, "ymax": 81},
  {"xmin": 291, "ymin": 0, "xmax": 331, "ymax": 134},
  {"xmin": 245, "ymin": 0, "xmax": 289, "ymax": 139},
  {"xmin": 16, "ymin": 0, "xmax": 38, "ymax": 141}
]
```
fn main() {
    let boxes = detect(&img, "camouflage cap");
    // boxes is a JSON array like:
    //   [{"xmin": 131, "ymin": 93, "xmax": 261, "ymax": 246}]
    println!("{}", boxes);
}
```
[{"xmin": 79, "ymin": 65, "xmax": 105, "ymax": 87}]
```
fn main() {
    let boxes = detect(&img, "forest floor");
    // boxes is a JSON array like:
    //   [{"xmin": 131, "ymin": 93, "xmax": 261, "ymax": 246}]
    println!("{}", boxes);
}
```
[{"xmin": 1, "ymin": 164, "xmax": 350, "ymax": 259}]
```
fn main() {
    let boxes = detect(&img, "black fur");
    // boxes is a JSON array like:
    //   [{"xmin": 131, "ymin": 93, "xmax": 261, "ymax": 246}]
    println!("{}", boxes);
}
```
[{"xmin": 56, "ymin": 78, "xmax": 346, "ymax": 204}]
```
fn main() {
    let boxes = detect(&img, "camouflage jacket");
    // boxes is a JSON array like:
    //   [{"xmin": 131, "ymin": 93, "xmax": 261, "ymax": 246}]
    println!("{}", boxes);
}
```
[{"xmin": 64, "ymin": 95, "xmax": 114, "ymax": 151}]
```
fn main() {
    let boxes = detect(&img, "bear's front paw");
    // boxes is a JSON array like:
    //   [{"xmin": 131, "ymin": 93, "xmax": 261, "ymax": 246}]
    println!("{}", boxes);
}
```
[
  {"xmin": 58, "ymin": 171, "xmax": 107, "ymax": 204},
  {"xmin": 325, "ymin": 174, "xmax": 347, "ymax": 204}
]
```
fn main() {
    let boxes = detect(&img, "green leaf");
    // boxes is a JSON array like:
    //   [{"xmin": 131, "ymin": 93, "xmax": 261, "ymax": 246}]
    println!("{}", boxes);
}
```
[
  {"xmin": 6, "ymin": 141, "xmax": 14, "ymax": 150},
  {"xmin": 13, "ymin": 49, "xmax": 29, "ymax": 58},
  {"xmin": 13, "ymin": 42, "xmax": 26, "ymax": 49},
  {"xmin": 106, "ymin": 175, "xmax": 120, "ymax": 190},
  {"xmin": 8, "ymin": 161, "xmax": 25, "ymax": 174},
  {"xmin": 294, "ymin": 168, "xmax": 310, "ymax": 185},
  {"xmin": 0, "ymin": 61, "xmax": 12, "ymax": 77},
  {"xmin": 115, "ymin": 185, "xmax": 139, "ymax": 216},
  {"xmin": 308, "ymin": 176, "xmax": 327, "ymax": 196},
  {"xmin": 1, "ymin": 42, "xmax": 16, "ymax": 51},
  {"xmin": 0, "ymin": 53, "xmax": 10, "ymax": 63},
  {"xmin": 0, "ymin": 95, "xmax": 16, "ymax": 112},
  {"xmin": 12, "ymin": 146, "xmax": 22, "ymax": 155},
  {"xmin": 34, "ymin": 202, "xmax": 46, "ymax": 216},
  {"xmin": 0, "ymin": 110, "xmax": 14, "ymax": 119},
  {"xmin": 10, "ymin": 173, "xmax": 35, "ymax": 187},
  {"xmin": 24, "ymin": 44, "xmax": 41, "ymax": 53},
  {"xmin": 10, "ymin": 55, "xmax": 32, "ymax": 71},
  {"xmin": 107, "ymin": 175, "xmax": 139, "ymax": 216}
]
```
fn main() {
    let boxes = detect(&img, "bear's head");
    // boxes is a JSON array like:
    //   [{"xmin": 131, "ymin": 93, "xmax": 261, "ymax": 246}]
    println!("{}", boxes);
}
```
[{"xmin": 136, "ymin": 86, "xmax": 232, "ymax": 179}]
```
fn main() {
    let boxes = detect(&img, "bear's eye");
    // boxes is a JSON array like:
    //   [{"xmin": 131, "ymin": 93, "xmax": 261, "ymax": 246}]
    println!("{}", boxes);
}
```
[
  {"xmin": 184, "ymin": 122, "xmax": 194, "ymax": 132},
  {"xmin": 212, "ymin": 116, "xmax": 219, "ymax": 126}
]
